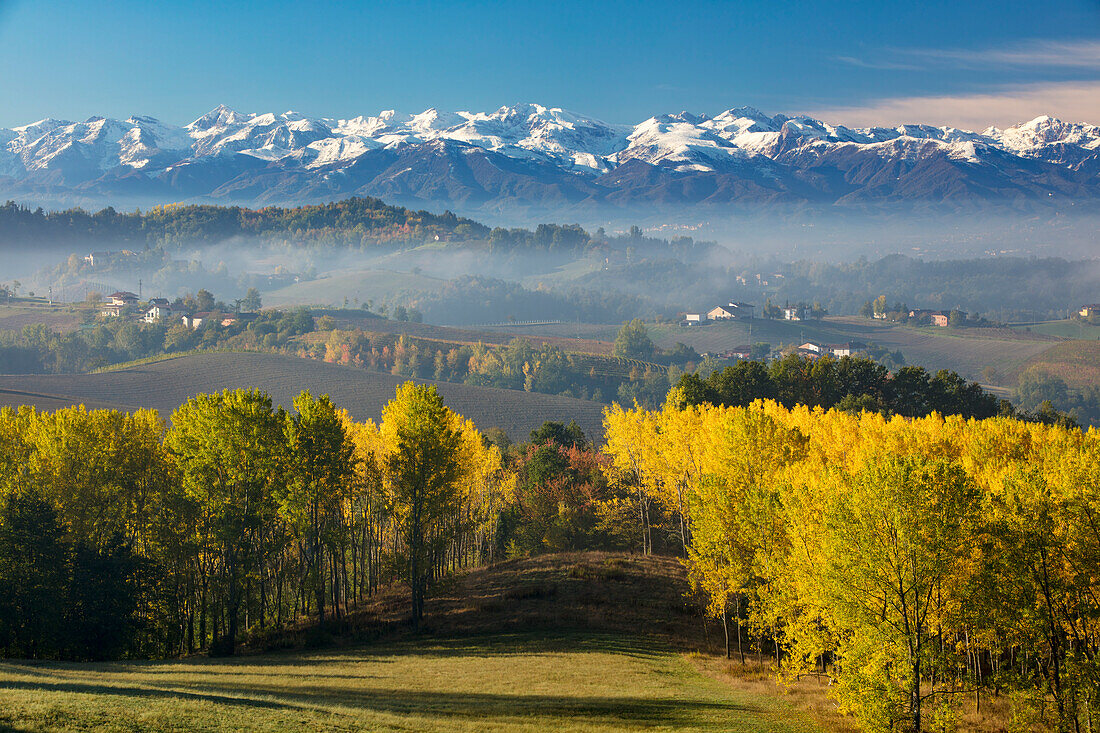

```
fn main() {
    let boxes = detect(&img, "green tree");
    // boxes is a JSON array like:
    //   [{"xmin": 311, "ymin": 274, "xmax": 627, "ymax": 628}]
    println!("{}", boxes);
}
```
[
  {"xmin": 612, "ymin": 319, "xmax": 656, "ymax": 360},
  {"xmin": 750, "ymin": 342, "xmax": 772, "ymax": 360},
  {"xmin": 710, "ymin": 360, "xmax": 776, "ymax": 407},
  {"xmin": 1015, "ymin": 371, "xmax": 1071, "ymax": 412},
  {"xmin": 282, "ymin": 391, "xmax": 354, "ymax": 624},
  {"xmin": 241, "ymin": 287, "xmax": 262, "ymax": 312},
  {"xmin": 165, "ymin": 389, "xmax": 284, "ymax": 654},
  {"xmin": 0, "ymin": 487, "xmax": 68, "ymax": 658},
  {"xmin": 529, "ymin": 420, "xmax": 588, "ymax": 449},
  {"xmin": 194, "ymin": 289, "xmax": 216, "ymax": 312}
]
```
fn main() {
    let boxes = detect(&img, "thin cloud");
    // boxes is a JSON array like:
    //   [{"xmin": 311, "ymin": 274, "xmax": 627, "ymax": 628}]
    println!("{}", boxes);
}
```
[
  {"xmin": 807, "ymin": 80, "xmax": 1100, "ymax": 130},
  {"xmin": 833, "ymin": 55, "xmax": 922, "ymax": 71},
  {"xmin": 905, "ymin": 38, "xmax": 1100, "ymax": 69},
  {"xmin": 842, "ymin": 38, "xmax": 1100, "ymax": 73}
]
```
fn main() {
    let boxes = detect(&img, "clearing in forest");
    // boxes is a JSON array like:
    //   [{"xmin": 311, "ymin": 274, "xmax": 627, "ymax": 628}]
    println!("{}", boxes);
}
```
[{"xmin": 0, "ymin": 633, "xmax": 819, "ymax": 732}]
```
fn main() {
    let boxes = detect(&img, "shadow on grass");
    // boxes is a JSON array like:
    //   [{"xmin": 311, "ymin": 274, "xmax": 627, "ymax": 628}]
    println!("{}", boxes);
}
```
[
  {"xmin": 0, "ymin": 633, "xmax": 664, "ymax": 676},
  {"xmin": 0, "ymin": 679, "xmax": 303, "ymax": 711},
  {"xmin": 0, "ymin": 678, "xmax": 754, "ymax": 727}
]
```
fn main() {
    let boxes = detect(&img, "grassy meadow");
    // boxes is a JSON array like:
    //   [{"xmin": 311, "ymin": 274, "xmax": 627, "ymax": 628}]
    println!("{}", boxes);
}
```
[{"xmin": 0, "ymin": 633, "xmax": 820, "ymax": 733}]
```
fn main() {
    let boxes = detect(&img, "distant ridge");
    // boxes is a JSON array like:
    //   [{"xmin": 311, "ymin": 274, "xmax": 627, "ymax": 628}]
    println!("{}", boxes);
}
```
[{"xmin": 1, "ymin": 104, "xmax": 1098, "ymax": 209}]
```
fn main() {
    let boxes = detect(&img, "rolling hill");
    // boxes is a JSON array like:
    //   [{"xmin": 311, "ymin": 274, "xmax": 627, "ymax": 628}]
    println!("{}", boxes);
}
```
[
  {"xmin": 0, "ymin": 352, "xmax": 608, "ymax": 441},
  {"xmin": 1018, "ymin": 340, "xmax": 1100, "ymax": 389}
]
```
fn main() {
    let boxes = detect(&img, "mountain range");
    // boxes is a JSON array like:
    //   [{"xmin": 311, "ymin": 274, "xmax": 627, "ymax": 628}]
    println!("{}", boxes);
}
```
[{"xmin": 2, "ymin": 104, "xmax": 1098, "ymax": 211}]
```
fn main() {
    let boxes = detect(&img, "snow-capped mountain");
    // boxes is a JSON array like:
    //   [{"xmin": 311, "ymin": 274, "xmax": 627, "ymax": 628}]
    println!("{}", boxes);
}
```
[{"xmin": 1, "ymin": 104, "xmax": 1098, "ymax": 209}]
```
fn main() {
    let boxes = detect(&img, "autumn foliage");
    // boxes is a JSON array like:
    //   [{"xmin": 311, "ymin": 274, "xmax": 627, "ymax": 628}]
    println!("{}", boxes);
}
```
[
  {"xmin": 0, "ymin": 384, "xmax": 507, "ymax": 658},
  {"xmin": 604, "ymin": 392, "xmax": 1100, "ymax": 732}
]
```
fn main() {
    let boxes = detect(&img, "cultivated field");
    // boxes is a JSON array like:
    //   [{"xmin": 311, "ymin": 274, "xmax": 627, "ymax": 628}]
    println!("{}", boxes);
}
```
[
  {"xmin": 0, "ymin": 352, "xmax": 607, "ymax": 441},
  {"xmin": 476, "ymin": 317, "xmax": 1059, "ymax": 383},
  {"xmin": 318, "ymin": 314, "xmax": 614, "ymax": 355},
  {"xmin": 0, "ymin": 302, "xmax": 87, "ymax": 333},
  {"xmin": 1010, "ymin": 319, "xmax": 1100, "ymax": 340},
  {"xmin": 1019, "ymin": 340, "xmax": 1100, "ymax": 389},
  {"xmin": 647, "ymin": 316, "xmax": 1057, "ymax": 383}
]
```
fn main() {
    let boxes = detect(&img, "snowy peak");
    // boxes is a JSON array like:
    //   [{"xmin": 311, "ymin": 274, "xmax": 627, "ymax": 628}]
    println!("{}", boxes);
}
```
[
  {"xmin": 187, "ymin": 104, "xmax": 250, "ymax": 131},
  {"xmin": 992, "ymin": 115, "xmax": 1100, "ymax": 152},
  {"xmin": 1, "ymin": 104, "xmax": 1098, "ymax": 205}
]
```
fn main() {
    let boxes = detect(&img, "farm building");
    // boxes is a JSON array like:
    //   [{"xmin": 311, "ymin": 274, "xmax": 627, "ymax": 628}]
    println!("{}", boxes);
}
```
[
  {"xmin": 108, "ymin": 291, "xmax": 139, "ymax": 306},
  {"xmin": 707, "ymin": 305, "xmax": 736, "ymax": 320},
  {"xmin": 182, "ymin": 312, "xmax": 212, "ymax": 329},
  {"xmin": 725, "ymin": 302, "xmax": 755, "ymax": 319},
  {"xmin": 799, "ymin": 342, "xmax": 823, "ymax": 353},
  {"xmin": 220, "ymin": 313, "xmax": 257, "ymax": 327},
  {"xmin": 681, "ymin": 312, "xmax": 704, "ymax": 324},
  {"xmin": 142, "ymin": 303, "xmax": 173, "ymax": 323},
  {"xmin": 1079, "ymin": 304, "xmax": 1100, "ymax": 318},
  {"xmin": 782, "ymin": 306, "xmax": 804, "ymax": 321},
  {"xmin": 828, "ymin": 342, "xmax": 864, "ymax": 357},
  {"xmin": 930, "ymin": 312, "xmax": 949, "ymax": 327},
  {"xmin": 719, "ymin": 345, "xmax": 754, "ymax": 359}
]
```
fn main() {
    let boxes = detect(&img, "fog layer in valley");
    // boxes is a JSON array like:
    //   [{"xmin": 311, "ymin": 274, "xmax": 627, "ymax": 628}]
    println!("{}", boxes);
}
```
[{"xmin": 3, "ymin": 205, "xmax": 1098, "ymax": 326}]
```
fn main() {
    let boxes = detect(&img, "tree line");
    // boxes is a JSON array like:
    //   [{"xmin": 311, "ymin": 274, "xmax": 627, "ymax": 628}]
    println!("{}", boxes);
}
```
[
  {"xmin": 0, "ymin": 383, "xmax": 507, "ymax": 658},
  {"xmin": 0, "ymin": 198, "xmax": 490, "ymax": 250},
  {"xmin": 677, "ymin": 353, "xmax": 1078, "ymax": 426},
  {"xmin": 314, "ymin": 330, "xmax": 681, "ymax": 408},
  {"xmin": 605, "ymin": 396, "xmax": 1100, "ymax": 732}
]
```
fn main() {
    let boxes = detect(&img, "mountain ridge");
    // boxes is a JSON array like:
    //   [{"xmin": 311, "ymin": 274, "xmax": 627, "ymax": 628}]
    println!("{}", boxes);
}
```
[{"xmin": 2, "ymin": 104, "xmax": 1098, "ymax": 210}]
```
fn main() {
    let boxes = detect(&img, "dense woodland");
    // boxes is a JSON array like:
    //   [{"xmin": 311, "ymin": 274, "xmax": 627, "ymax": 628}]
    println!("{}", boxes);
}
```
[
  {"xmin": 0, "ymin": 387, "xmax": 645, "ymax": 660},
  {"xmin": 0, "ymin": 384, "xmax": 509, "ymax": 658},
  {"xmin": 605, "ymin": 396, "xmax": 1100, "ymax": 733},
  {"xmin": 678, "ymin": 355, "xmax": 1026, "ymax": 422},
  {"xmin": 0, "ymin": 200, "xmax": 707, "ymax": 259}
]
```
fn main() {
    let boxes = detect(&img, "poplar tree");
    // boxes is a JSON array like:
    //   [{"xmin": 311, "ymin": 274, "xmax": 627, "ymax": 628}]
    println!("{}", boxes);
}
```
[
  {"xmin": 166, "ymin": 389, "xmax": 284, "ymax": 654},
  {"xmin": 283, "ymin": 391, "xmax": 354, "ymax": 623},
  {"xmin": 382, "ymin": 383, "xmax": 461, "ymax": 628}
]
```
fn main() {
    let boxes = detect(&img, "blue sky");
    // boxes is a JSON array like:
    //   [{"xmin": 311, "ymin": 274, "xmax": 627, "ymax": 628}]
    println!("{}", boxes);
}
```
[{"xmin": 1, "ymin": 0, "xmax": 1098, "ymax": 128}]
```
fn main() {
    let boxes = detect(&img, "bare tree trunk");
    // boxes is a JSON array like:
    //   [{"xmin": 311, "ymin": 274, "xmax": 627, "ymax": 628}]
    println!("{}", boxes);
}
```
[{"xmin": 722, "ymin": 605, "xmax": 730, "ymax": 660}]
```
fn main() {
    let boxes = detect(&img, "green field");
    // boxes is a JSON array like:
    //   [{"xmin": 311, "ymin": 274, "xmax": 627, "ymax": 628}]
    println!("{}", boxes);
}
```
[
  {"xmin": 1009, "ymin": 319, "xmax": 1100, "ymax": 340},
  {"xmin": 264, "ymin": 268, "xmax": 447, "ymax": 308},
  {"xmin": 644, "ymin": 317, "xmax": 1057, "ymax": 384},
  {"xmin": 0, "ymin": 352, "xmax": 608, "ymax": 441},
  {"xmin": 0, "ymin": 633, "xmax": 818, "ymax": 733}
]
